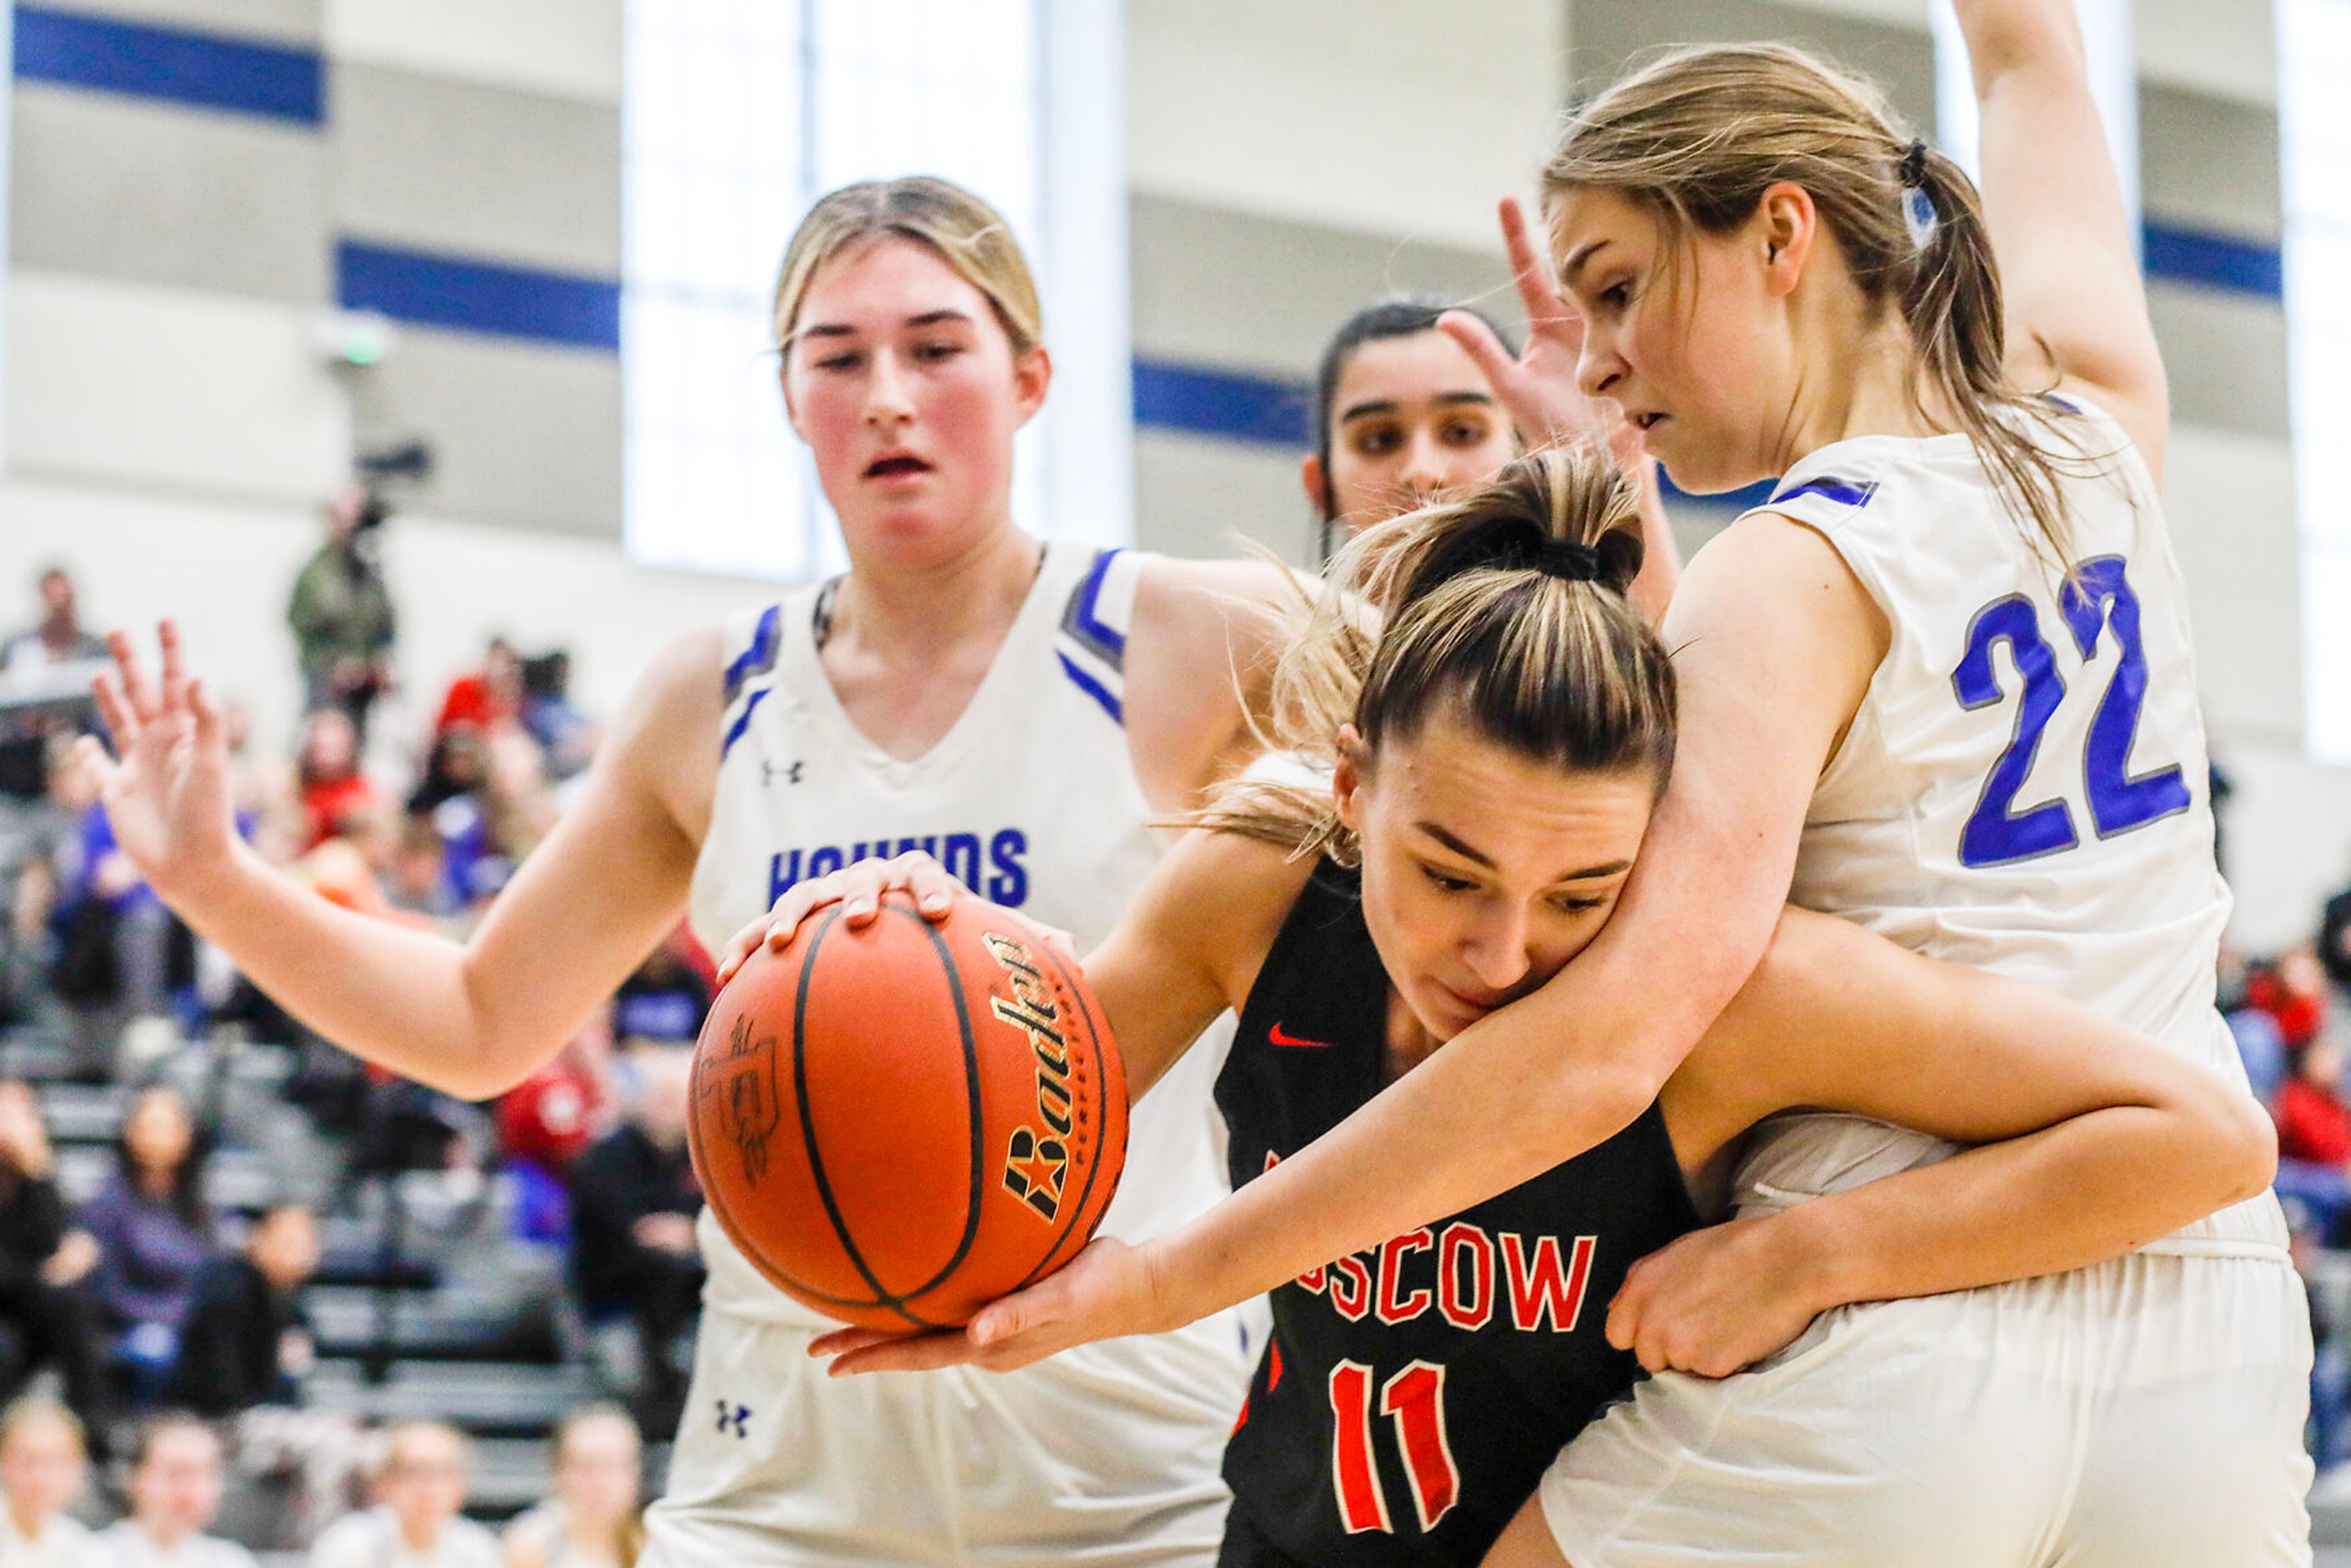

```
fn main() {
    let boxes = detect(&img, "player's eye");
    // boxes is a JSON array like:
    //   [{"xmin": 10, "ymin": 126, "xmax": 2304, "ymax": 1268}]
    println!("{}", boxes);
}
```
[
  {"xmin": 1350, "ymin": 425, "xmax": 1401, "ymax": 457},
  {"xmin": 912, "ymin": 340, "xmax": 964, "ymax": 363},
  {"xmin": 1419, "ymin": 864, "xmax": 1476, "ymax": 894}
]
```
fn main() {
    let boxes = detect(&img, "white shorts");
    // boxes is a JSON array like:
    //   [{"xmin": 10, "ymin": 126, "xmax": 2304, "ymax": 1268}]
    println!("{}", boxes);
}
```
[
  {"xmin": 641, "ymin": 1304, "xmax": 1253, "ymax": 1568},
  {"xmin": 1539, "ymin": 1253, "xmax": 2313, "ymax": 1567}
]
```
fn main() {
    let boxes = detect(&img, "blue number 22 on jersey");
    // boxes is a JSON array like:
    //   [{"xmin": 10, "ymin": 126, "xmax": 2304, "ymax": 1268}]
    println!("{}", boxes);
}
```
[{"xmin": 1951, "ymin": 555, "xmax": 2192, "ymax": 869}]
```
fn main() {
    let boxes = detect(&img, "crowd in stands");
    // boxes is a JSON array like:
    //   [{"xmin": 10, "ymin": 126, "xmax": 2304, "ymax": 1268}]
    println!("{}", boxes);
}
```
[{"xmin": 0, "ymin": 560, "xmax": 694, "ymax": 1556}]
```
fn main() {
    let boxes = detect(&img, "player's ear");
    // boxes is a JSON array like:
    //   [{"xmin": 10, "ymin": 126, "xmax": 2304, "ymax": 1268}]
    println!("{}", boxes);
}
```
[
  {"xmin": 1332, "ymin": 724, "xmax": 1367, "ymax": 831},
  {"xmin": 1300, "ymin": 454, "xmax": 1328, "ymax": 516}
]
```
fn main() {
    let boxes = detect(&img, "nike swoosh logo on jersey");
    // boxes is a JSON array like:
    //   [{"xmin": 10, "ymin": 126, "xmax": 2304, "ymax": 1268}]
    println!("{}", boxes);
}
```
[{"xmin": 1268, "ymin": 1022, "xmax": 1334, "ymax": 1049}]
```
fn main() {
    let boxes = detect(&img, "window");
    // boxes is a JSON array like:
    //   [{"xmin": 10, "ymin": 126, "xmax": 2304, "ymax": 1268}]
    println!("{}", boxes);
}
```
[
  {"xmin": 2280, "ymin": 0, "xmax": 2351, "ymax": 761},
  {"xmin": 621, "ymin": 0, "xmax": 1124, "ymax": 580}
]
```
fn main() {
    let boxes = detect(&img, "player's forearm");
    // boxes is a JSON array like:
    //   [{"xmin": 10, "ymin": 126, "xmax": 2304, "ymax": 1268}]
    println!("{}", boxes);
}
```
[
  {"xmin": 1950, "ymin": 0, "xmax": 2084, "ymax": 91},
  {"xmin": 170, "ymin": 842, "xmax": 522, "ymax": 1098},
  {"xmin": 1777, "ymin": 1097, "xmax": 2276, "ymax": 1314}
]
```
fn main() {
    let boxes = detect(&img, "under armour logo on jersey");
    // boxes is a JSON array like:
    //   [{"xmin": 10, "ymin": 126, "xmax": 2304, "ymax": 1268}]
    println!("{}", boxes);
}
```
[
  {"xmin": 761, "ymin": 760, "xmax": 805, "ymax": 787},
  {"xmin": 715, "ymin": 1399, "xmax": 751, "ymax": 1438}
]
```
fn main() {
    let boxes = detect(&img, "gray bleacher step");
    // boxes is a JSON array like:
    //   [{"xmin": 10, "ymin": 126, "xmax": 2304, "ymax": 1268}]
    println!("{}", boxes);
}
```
[
  {"xmin": 308, "ymin": 1284, "xmax": 561, "ymax": 1360},
  {"xmin": 466, "ymin": 1435, "xmax": 554, "ymax": 1514},
  {"xmin": 2316, "ymin": 1496, "xmax": 2351, "ymax": 1546},
  {"xmin": 307, "ymin": 1357, "xmax": 598, "ymax": 1435},
  {"xmin": 36, "ymin": 1081, "xmax": 123, "ymax": 1143},
  {"xmin": 56, "ymin": 1142, "xmax": 282, "ymax": 1209}
]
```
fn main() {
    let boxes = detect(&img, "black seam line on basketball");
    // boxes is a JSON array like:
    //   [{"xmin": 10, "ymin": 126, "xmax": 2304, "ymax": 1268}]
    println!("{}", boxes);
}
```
[
  {"xmin": 793, "ymin": 904, "xmax": 938, "ymax": 1331},
  {"xmin": 881, "ymin": 902, "xmax": 989, "ymax": 1311},
  {"xmin": 1007, "ymin": 937, "xmax": 1122, "ymax": 1293}
]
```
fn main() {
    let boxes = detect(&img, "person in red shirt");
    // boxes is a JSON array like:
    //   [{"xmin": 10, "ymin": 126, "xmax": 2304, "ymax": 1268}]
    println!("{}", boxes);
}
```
[
  {"xmin": 294, "ymin": 708, "xmax": 380, "ymax": 853},
  {"xmin": 433, "ymin": 637, "xmax": 524, "ymax": 740},
  {"xmin": 2276, "ymin": 1034, "xmax": 2351, "ymax": 1168}
]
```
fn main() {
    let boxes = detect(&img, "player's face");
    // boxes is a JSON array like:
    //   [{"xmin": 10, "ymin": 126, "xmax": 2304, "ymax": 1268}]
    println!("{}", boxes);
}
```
[
  {"xmin": 1337, "ymin": 713, "xmax": 1654, "ymax": 1042},
  {"xmin": 1549, "ymin": 186, "xmax": 1788, "ymax": 495},
  {"xmin": 784, "ymin": 237, "xmax": 1049, "ymax": 571},
  {"xmin": 1316, "ymin": 332, "xmax": 1517, "ymax": 535}
]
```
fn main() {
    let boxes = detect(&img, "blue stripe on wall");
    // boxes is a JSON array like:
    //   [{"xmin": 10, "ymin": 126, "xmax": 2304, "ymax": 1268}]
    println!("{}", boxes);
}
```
[
  {"xmin": 12, "ymin": 4, "xmax": 320, "ymax": 124},
  {"xmin": 336, "ymin": 241, "xmax": 621, "ymax": 351},
  {"xmin": 1133, "ymin": 358, "xmax": 1308, "ymax": 447},
  {"xmin": 2143, "ymin": 221, "xmax": 2283, "ymax": 300}
]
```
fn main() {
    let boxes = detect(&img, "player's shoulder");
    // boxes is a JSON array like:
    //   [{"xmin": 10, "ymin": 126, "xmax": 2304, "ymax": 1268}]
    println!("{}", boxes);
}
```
[
  {"xmin": 1142, "ymin": 827, "xmax": 1321, "ymax": 978},
  {"xmin": 1128, "ymin": 551, "xmax": 1307, "ymax": 647}
]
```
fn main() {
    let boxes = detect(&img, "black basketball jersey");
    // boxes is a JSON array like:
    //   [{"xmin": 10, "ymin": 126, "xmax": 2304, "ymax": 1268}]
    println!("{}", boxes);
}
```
[{"xmin": 1213, "ymin": 861, "xmax": 1700, "ymax": 1568}]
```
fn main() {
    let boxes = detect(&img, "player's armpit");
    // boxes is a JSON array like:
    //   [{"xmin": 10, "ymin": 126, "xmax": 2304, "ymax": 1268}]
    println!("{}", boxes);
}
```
[{"xmin": 1084, "ymin": 828, "xmax": 1314, "ymax": 1101}]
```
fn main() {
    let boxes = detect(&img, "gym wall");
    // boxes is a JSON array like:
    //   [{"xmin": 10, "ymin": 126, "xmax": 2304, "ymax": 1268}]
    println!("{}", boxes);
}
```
[{"xmin": 0, "ymin": 0, "xmax": 2338, "ymax": 948}]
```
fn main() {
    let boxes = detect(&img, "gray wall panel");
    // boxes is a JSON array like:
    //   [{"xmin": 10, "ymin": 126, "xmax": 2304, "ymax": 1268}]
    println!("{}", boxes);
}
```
[
  {"xmin": 2147, "ymin": 285, "xmax": 2291, "ymax": 440},
  {"xmin": 332, "ymin": 65, "xmax": 620, "ymax": 275},
  {"xmin": 363, "ymin": 330, "xmax": 620, "ymax": 538},
  {"xmin": 48, "ymin": 0, "xmax": 320, "ymax": 45},
  {"xmin": 1134, "ymin": 429, "xmax": 1314, "ymax": 565},
  {"xmin": 9, "ymin": 84, "xmax": 328, "ymax": 302},
  {"xmin": 1570, "ymin": 1, "xmax": 1935, "ymax": 134},
  {"xmin": 1131, "ymin": 195, "xmax": 1518, "ymax": 380},
  {"xmin": 2139, "ymin": 84, "xmax": 2282, "ymax": 240}
]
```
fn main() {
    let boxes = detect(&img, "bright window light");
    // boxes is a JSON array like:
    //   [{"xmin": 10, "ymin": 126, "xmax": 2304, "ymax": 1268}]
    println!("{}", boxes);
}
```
[
  {"xmin": 621, "ymin": 0, "xmax": 1105, "ymax": 581},
  {"xmin": 2280, "ymin": 0, "xmax": 2351, "ymax": 761}
]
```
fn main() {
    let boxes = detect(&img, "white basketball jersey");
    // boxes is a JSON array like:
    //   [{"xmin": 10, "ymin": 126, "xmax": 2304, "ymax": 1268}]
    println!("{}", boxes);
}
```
[
  {"xmin": 1733, "ymin": 396, "xmax": 2286, "ymax": 1258},
  {"xmin": 689, "ymin": 544, "xmax": 1238, "ymax": 1325}
]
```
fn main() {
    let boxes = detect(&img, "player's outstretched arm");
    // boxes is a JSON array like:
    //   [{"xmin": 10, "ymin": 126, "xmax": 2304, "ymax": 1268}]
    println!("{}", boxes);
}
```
[
  {"xmin": 1954, "ymin": 0, "xmax": 2168, "ymax": 471},
  {"xmin": 1611, "ymin": 907, "xmax": 2275, "ymax": 1377},
  {"xmin": 84, "ymin": 622, "xmax": 712, "ymax": 1100}
]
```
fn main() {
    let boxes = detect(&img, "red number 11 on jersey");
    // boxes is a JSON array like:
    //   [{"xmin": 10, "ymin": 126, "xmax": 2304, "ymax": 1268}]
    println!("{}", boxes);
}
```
[{"xmin": 1330, "ymin": 1359, "xmax": 1462, "ymax": 1534}]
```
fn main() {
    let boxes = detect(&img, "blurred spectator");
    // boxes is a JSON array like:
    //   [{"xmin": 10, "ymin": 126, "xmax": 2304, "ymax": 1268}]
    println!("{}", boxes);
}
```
[
  {"xmin": 611, "ymin": 929, "xmax": 710, "ymax": 1049},
  {"xmin": 166, "ymin": 1204, "xmax": 318, "ymax": 1416},
  {"xmin": 288, "ymin": 487, "xmax": 396, "ymax": 743},
  {"xmin": 498, "ymin": 1011, "xmax": 613, "ymax": 1179},
  {"xmin": 405, "ymin": 728, "xmax": 488, "ymax": 821},
  {"xmin": 48, "ymin": 773, "xmax": 190, "ymax": 1081},
  {"xmin": 517, "ymin": 651, "xmax": 596, "ymax": 781},
  {"xmin": 97, "ymin": 1414, "xmax": 255, "ymax": 1568},
  {"xmin": 567, "ymin": 1048, "xmax": 701, "ymax": 1435},
  {"xmin": 501, "ymin": 1405, "xmax": 641, "ymax": 1568},
  {"xmin": 168, "ymin": 1205, "xmax": 364, "ymax": 1547},
  {"xmin": 383, "ymin": 817, "xmax": 456, "ymax": 924},
  {"xmin": 0, "ymin": 1084, "xmax": 108, "ymax": 1441},
  {"xmin": 433, "ymin": 639, "xmax": 523, "ymax": 743},
  {"xmin": 78, "ymin": 1087, "xmax": 214, "ymax": 1405},
  {"xmin": 2322, "ymin": 879, "xmax": 2351, "ymax": 996},
  {"xmin": 309, "ymin": 1422, "xmax": 497, "ymax": 1568},
  {"xmin": 295, "ymin": 711, "xmax": 381, "ymax": 854},
  {"xmin": 1, "ymin": 568, "xmax": 107, "ymax": 677},
  {"xmin": 2246, "ymin": 948, "xmax": 2330, "ymax": 1053},
  {"xmin": 0, "ymin": 1395, "xmax": 94, "ymax": 1568},
  {"xmin": 2279, "ymin": 1036, "xmax": 2351, "ymax": 1168}
]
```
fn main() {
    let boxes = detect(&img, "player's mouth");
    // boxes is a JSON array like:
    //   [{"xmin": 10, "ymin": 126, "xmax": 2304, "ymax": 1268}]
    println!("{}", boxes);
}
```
[
  {"xmin": 1625, "ymin": 409, "xmax": 1668, "ymax": 436},
  {"xmin": 1436, "ymin": 978, "xmax": 1507, "ymax": 1020},
  {"xmin": 864, "ymin": 451, "xmax": 934, "ymax": 481}
]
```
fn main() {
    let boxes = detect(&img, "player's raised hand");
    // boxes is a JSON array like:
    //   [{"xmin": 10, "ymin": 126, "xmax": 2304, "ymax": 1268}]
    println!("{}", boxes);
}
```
[
  {"xmin": 1438, "ymin": 197, "xmax": 1644, "ymax": 473},
  {"xmin": 1604, "ymin": 1213, "xmax": 1834, "ymax": 1379},
  {"xmin": 808, "ymin": 1234, "xmax": 1175, "ymax": 1376},
  {"xmin": 77, "ymin": 623, "xmax": 239, "ymax": 906},
  {"xmin": 715, "ymin": 850, "xmax": 964, "ymax": 986}
]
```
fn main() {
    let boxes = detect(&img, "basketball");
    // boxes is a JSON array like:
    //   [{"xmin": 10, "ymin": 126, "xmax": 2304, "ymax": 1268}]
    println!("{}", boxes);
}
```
[{"xmin": 687, "ymin": 892, "xmax": 1128, "ymax": 1331}]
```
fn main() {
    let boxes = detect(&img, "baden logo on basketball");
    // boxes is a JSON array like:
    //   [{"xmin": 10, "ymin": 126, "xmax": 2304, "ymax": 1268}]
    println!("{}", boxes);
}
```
[{"xmin": 983, "ymin": 931, "xmax": 1074, "ymax": 1223}]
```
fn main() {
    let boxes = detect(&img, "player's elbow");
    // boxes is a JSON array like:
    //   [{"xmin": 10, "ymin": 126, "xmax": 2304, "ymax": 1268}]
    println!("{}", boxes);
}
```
[{"xmin": 2166, "ymin": 1074, "xmax": 2279, "ymax": 1215}]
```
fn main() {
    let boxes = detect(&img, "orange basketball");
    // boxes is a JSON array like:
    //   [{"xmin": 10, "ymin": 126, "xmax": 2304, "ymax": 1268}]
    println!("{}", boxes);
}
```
[{"xmin": 688, "ymin": 892, "xmax": 1128, "ymax": 1330}]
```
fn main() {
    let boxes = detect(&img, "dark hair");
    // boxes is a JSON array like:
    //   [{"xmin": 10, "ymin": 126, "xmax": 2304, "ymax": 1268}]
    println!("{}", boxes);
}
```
[
  {"xmin": 1204, "ymin": 444, "xmax": 1676, "ymax": 860},
  {"xmin": 1313, "ymin": 295, "xmax": 1522, "ymax": 549},
  {"xmin": 111, "ymin": 1084, "xmax": 211, "ymax": 1233}
]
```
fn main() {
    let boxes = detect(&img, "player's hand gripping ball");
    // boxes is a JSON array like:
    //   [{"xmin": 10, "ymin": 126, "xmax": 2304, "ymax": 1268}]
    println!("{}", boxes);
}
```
[{"xmin": 688, "ymin": 891, "xmax": 1128, "ymax": 1330}]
